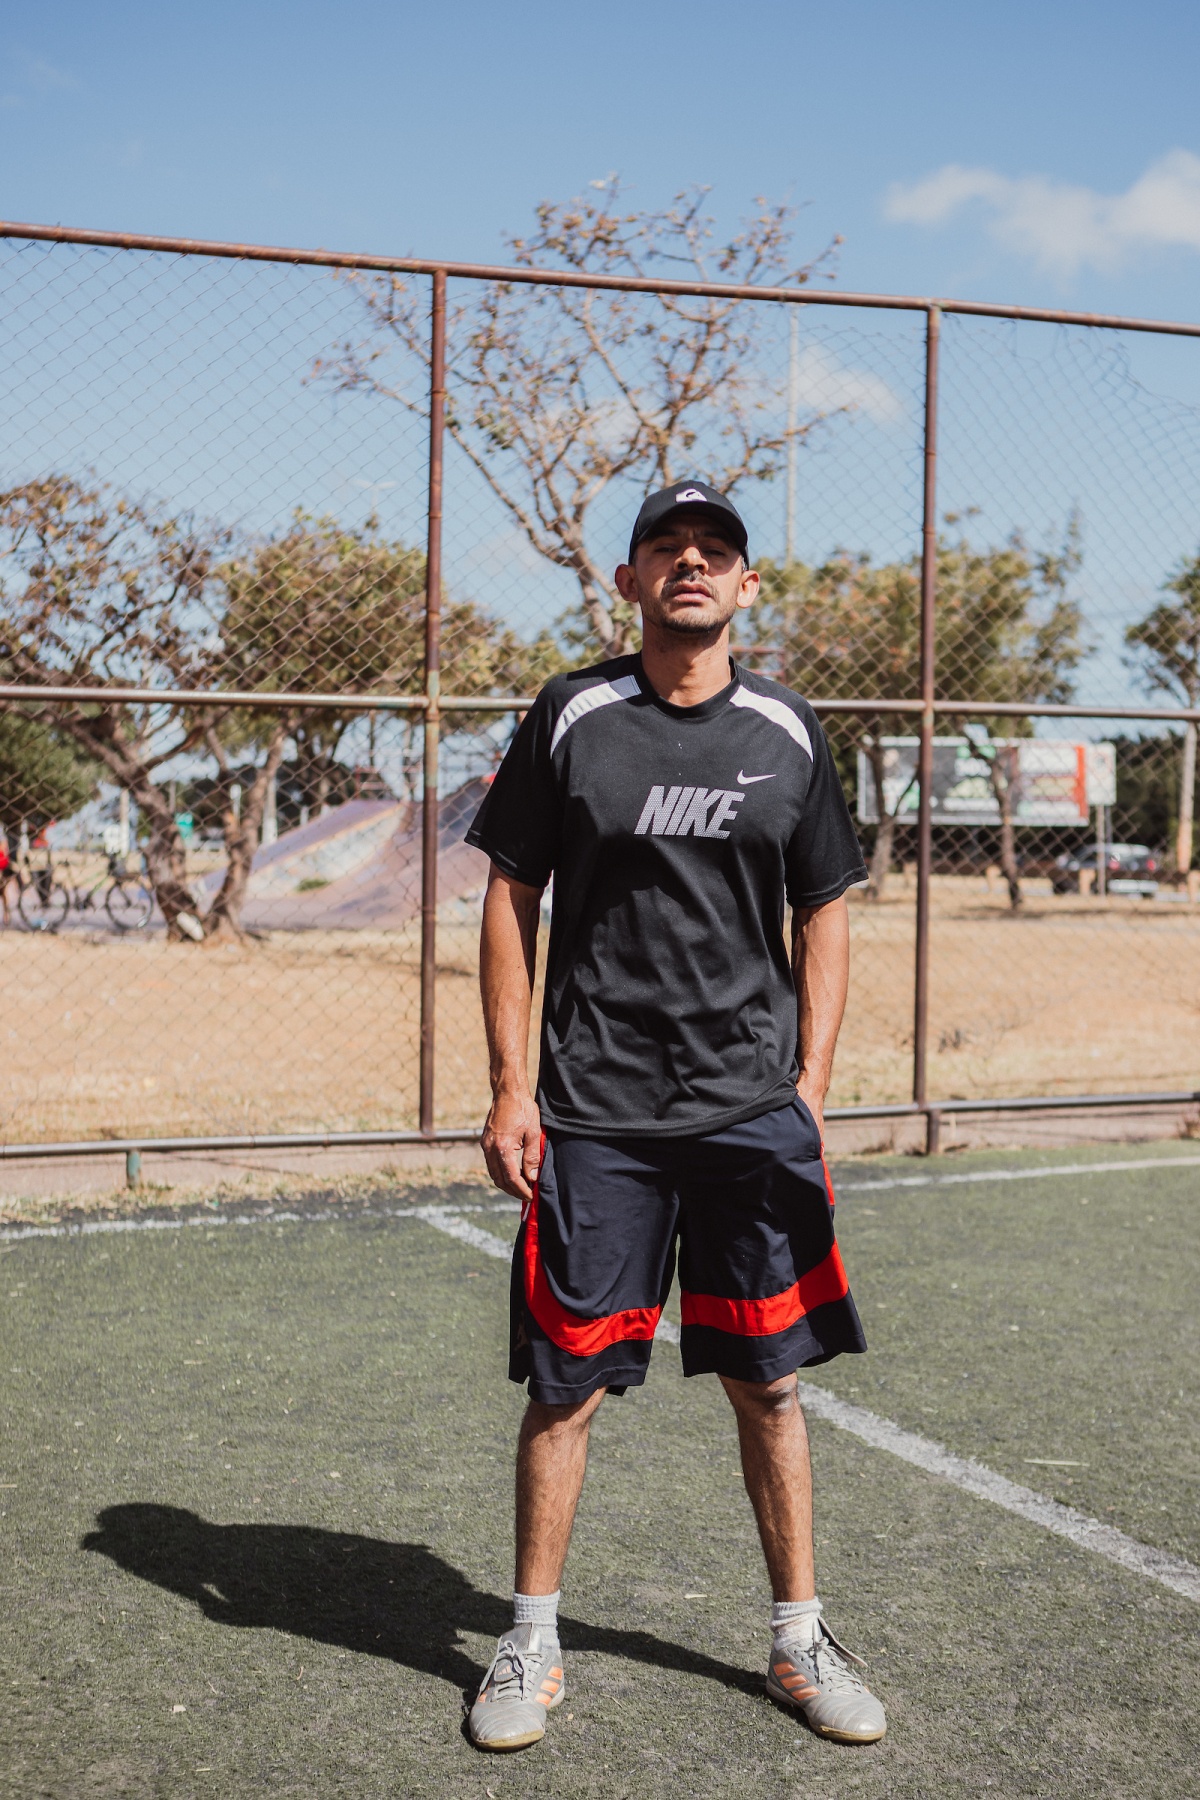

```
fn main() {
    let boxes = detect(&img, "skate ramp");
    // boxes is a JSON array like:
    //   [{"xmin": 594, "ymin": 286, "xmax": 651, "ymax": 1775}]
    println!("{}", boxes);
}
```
[{"xmin": 230, "ymin": 780, "xmax": 491, "ymax": 931}]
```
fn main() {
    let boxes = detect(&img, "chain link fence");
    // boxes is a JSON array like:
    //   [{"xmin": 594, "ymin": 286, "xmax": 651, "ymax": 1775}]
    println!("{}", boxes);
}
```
[{"xmin": 1, "ymin": 224, "xmax": 1198, "ymax": 1157}]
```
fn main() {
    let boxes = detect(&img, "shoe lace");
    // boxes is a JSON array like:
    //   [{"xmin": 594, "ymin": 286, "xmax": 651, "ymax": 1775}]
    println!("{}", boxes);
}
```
[
  {"xmin": 809, "ymin": 1625, "xmax": 869, "ymax": 1696},
  {"xmin": 484, "ymin": 1637, "xmax": 533, "ymax": 1704},
  {"xmin": 779, "ymin": 1622, "xmax": 869, "ymax": 1696}
]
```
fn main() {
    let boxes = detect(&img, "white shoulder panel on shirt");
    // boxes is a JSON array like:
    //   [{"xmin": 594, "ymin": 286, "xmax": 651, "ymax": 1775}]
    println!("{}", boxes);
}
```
[
  {"xmin": 729, "ymin": 685, "xmax": 814, "ymax": 760},
  {"xmin": 549, "ymin": 672, "xmax": 641, "ymax": 753}
]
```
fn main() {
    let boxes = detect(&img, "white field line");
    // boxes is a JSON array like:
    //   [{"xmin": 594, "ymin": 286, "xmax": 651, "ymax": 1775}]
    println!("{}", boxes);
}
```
[
  {"xmin": 0, "ymin": 1199, "xmax": 519, "ymax": 1245},
  {"xmin": 3, "ymin": 1151, "xmax": 1194, "ymax": 1242},
  {"xmin": 410, "ymin": 1204, "xmax": 514, "ymax": 1261},
  {"xmin": 4, "ymin": 1190, "xmax": 1196, "ymax": 1603},
  {"xmin": 837, "ymin": 1152, "xmax": 1200, "ymax": 1197},
  {"xmin": 1, "ymin": 1209, "xmax": 335, "ymax": 1242},
  {"xmin": 795, "ymin": 1381, "xmax": 1200, "ymax": 1604},
  {"xmin": 412, "ymin": 1206, "xmax": 1199, "ymax": 1605}
]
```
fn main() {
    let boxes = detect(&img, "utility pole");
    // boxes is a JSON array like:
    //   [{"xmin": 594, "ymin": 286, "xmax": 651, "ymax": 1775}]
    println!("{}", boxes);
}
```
[{"xmin": 785, "ymin": 310, "xmax": 799, "ymax": 565}]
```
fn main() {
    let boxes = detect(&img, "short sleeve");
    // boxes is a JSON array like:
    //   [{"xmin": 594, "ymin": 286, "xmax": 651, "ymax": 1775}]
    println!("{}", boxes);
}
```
[
  {"xmin": 464, "ymin": 692, "xmax": 561, "ymax": 888},
  {"xmin": 784, "ymin": 716, "xmax": 868, "ymax": 907}
]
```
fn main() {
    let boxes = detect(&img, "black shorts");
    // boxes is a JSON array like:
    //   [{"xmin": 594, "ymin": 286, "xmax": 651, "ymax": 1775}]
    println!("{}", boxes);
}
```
[{"xmin": 509, "ymin": 1095, "xmax": 867, "ymax": 1405}]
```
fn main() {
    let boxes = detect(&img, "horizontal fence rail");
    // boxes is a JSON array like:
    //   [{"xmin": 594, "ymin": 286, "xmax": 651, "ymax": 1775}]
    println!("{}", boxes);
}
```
[
  {"xmin": 0, "ymin": 217, "xmax": 1198, "ymax": 1166},
  {"xmin": 4, "ymin": 688, "xmax": 1200, "ymax": 723},
  {"xmin": 5, "ymin": 217, "xmax": 1200, "ymax": 337},
  {"xmin": 4, "ymin": 1090, "xmax": 1198, "ymax": 1165}
]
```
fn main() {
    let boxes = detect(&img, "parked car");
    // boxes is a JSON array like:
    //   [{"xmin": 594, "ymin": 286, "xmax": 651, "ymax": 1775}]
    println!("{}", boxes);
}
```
[{"xmin": 1051, "ymin": 843, "xmax": 1159, "ymax": 896}]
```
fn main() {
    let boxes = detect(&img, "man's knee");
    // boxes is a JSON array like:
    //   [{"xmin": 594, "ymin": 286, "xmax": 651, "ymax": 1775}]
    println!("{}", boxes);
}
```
[
  {"xmin": 522, "ymin": 1386, "xmax": 607, "ymax": 1439},
  {"xmin": 719, "ymin": 1371, "xmax": 799, "ymax": 1419}
]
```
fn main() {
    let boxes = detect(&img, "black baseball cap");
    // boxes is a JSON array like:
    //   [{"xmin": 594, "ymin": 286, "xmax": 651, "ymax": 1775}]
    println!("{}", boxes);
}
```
[{"xmin": 626, "ymin": 479, "xmax": 749, "ymax": 563}]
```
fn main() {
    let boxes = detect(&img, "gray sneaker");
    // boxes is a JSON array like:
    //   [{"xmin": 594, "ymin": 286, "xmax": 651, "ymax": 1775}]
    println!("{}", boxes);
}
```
[
  {"xmin": 468, "ymin": 1622, "xmax": 565, "ymax": 1752},
  {"xmin": 766, "ymin": 1618, "xmax": 886, "ymax": 1744}
]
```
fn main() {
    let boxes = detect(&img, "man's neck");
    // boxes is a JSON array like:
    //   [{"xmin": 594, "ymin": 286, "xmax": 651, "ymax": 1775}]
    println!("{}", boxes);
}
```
[{"xmin": 638, "ymin": 628, "xmax": 734, "ymax": 708}]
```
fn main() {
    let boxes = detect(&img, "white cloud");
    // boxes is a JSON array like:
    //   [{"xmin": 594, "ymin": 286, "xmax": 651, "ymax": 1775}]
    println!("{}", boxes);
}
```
[
  {"xmin": 790, "ymin": 343, "xmax": 903, "ymax": 425},
  {"xmin": 738, "ymin": 346, "xmax": 904, "ymax": 428},
  {"xmin": 884, "ymin": 149, "xmax": 1200, "ymax": 276}
]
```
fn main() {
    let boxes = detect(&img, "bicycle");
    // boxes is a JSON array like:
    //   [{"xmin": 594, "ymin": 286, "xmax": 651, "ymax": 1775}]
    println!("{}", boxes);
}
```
[{"xmin": 16, "ymin": 850, "xmax": 154, "ymax": 934}]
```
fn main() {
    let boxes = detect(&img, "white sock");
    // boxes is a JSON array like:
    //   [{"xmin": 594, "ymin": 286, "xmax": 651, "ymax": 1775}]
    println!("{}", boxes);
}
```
[
  {"xmin": 513, "ymin": 1589, "xmax": 560, "ymax": 1641},
  {"xmin": 771, "ymin": 1596, "xmax": 822, "ymax": 1649}
]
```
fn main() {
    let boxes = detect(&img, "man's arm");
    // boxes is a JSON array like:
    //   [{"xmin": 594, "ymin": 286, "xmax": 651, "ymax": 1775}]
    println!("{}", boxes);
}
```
[
  {"xmin": 791, "ymin": 893, "xmax": 851, "ymax": 1142},
  {"xmin": 479, "ymin": 863, "xmax": 544, "ymax": 1200}
]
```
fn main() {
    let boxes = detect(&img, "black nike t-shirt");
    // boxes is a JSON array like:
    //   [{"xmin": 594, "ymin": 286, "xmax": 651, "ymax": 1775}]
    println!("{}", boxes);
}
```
[{"xmin": 465, "ymin": 654, "xmax": 867, "ymax": 1137}]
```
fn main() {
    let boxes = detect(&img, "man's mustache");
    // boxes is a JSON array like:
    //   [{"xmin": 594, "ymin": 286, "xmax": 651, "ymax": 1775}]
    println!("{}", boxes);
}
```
[{"xmin": 662, "ymin": 576, "xmax": 716, "ymax": 600}]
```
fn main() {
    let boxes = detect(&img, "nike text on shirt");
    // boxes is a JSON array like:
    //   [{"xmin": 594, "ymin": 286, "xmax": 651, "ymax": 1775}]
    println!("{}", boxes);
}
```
[{"xmin": 634, "ymin": 784, "xmax": 745, "ymax": 839}]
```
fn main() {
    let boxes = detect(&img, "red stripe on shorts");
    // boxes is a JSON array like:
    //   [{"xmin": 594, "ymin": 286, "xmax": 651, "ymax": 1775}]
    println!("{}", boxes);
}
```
[
  {"xmin": 523, "ymin": 1168, "xmax": 662, "ymax": 1357},
  {"xmin": 680, "ymin": 1242, "xmax": 849, "ymax": 1337}
]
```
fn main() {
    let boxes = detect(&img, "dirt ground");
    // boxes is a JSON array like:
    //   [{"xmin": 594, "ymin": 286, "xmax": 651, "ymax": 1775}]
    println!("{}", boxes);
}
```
[{"xmin": 2, "ymin": 877, "xmax": 1199, "ymax": 1145}]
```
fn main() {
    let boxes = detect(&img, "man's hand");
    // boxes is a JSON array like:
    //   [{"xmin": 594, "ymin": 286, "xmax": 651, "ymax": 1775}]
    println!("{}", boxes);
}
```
[
  {"xmin": 481, "ymin": 1087, "xmax": 542, "ymax": 1202},
  {"xmin": 796, "ymin": 1075, "xmax": 826, "ymax": 1148}
]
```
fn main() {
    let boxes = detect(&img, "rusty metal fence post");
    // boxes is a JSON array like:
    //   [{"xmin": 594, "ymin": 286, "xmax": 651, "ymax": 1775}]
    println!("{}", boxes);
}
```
[
  {"xmin": 912, "ymin": 304, "xmax": 940, "ymax": 1142},
  {"xmin": 419, "ymin": 268, "xmax": 447, "ymax": 1136}
]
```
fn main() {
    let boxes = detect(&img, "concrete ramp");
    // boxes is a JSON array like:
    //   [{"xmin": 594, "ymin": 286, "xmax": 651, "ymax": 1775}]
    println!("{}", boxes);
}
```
[{"xmin": 230, "ymin": 780, "xmax": 491, "ymax": 931}]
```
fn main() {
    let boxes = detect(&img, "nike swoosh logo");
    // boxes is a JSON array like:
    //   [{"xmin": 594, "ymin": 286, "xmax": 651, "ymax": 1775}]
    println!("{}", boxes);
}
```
[{"xmin": 737, "ymin": 771, "xmax": 777, "ymax": 784}]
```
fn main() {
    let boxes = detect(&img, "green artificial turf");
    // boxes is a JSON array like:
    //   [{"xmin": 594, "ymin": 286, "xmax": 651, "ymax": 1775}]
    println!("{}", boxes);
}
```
[{"xmin": 1, "ymin": 1145, "xmax": 1197, "ymax": 1798}]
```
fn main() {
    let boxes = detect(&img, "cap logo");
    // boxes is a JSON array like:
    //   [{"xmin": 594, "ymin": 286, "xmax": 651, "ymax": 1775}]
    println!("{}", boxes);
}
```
[{"xmin": 675, "ymin": 487, "xmax": 707, "ymax": 503}]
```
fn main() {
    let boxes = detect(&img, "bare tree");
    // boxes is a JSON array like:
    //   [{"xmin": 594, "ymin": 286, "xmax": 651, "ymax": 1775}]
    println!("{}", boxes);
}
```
[
  {"xmin": 322, "ymin": 181, "xmax": 838, "ymax": 659},
  {"xmin": 0, "ymin": 475, "xmax": 224, "ymax": 938}
]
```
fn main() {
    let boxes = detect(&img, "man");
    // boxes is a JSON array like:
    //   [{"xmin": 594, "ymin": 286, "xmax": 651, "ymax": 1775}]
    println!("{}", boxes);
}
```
[{"xmin": 463, "ymin": 478, "xmax": 884, "ymax": 1753}]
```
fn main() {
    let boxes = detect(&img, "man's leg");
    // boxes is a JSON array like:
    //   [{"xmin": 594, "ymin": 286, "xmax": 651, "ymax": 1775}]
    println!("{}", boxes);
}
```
[
  {"xmin": 721, "ymin": 1368, "xmax": 886, "ymax": 1743},
  {"xmin": 468, "ymin": 1388, "xmax": 606, "ymax": 1753},
  {"xmin": 515, "ymin": 1388, "xmax": 607, "ymax": 1593},
  {"xmin": 719, "ymin": 1372, "xmax": 814, "ymax": 1600}
]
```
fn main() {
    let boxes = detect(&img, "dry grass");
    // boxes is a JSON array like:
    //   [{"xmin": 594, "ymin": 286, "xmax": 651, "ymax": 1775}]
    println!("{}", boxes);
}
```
[
  {"xmin": 3, "ymin": 878, "xmax": 1199, "ymax": 1145},
  {"xmin": 843, "ymin": 877, "xmax": 1200, "ymax": 1104},
  {"xmin": 0, "ymin": 1162, "xmax": 493, "ymax": 1228}
]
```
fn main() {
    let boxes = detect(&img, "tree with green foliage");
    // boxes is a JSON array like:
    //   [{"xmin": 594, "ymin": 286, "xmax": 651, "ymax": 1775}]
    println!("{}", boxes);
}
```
[
  {"xmin": 1124, "ymin": 551, "xmax": 1200, "ymax": 874},
  {"xmin": 0, "ymin": 480, "xmax": 535, "ymax": 942},
  {"xmin": 211, "ymin": 513, "xmax": 548, "ymax": 931},
  {"xmin": 1108, "ymin": 733, "xmax": 1180, "ymax": 852},
  {"xmin": 742, "ymin": 519, "xmax": 1085, "ymax": 907},
  {"xmin": 0, "ymin": 711, "xmax": 99, "ymax": 833}
]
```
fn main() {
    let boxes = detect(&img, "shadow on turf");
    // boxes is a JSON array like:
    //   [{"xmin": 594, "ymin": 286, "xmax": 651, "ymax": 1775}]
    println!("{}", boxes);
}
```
[{"xmin": 82, "ymin": 1505, "xmax": 761, "ymax": 1699}]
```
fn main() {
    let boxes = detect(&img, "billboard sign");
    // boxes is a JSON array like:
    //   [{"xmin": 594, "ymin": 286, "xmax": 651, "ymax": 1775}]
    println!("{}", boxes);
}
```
[{"xmin": 856, "ymin": 738, "xmax": 1117, "ymax": 826}]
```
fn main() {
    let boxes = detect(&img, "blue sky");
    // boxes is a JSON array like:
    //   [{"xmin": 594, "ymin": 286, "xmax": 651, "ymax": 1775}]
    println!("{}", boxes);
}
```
[
  {"xmin": 4, "ymin": 1, "xmax": 1200, "ymax": 718},
  {"xmin": 4, "ymin": 0, "xmax": 1200, "ymax": 321}
]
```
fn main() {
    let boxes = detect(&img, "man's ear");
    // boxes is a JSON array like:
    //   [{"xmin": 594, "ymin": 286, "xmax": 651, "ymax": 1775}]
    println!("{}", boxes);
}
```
[
  {"xmin": 735, "ymin": 567, "xmax": 761, "ymax": 611},
  {"xmin": 614, "ymin": 562, "xmax": 637, "ymax": 603}
]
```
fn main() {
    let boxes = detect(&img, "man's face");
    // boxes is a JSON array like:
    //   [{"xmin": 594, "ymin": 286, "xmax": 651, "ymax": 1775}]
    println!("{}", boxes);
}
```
[{"xmin": 615, "ymin": 508, "xmax": 759, "ymax": 637}]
